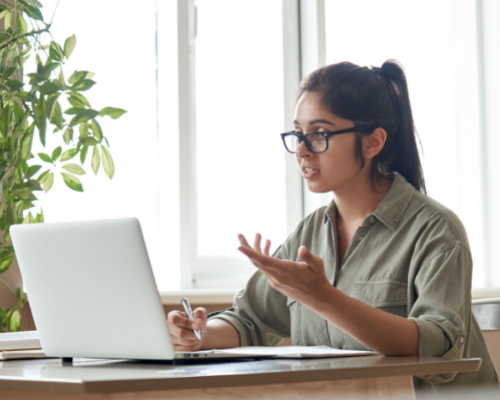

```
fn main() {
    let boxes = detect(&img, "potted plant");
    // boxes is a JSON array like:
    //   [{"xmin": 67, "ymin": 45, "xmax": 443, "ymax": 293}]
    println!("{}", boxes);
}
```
[{"xmin": 0, "ymin": 0, "xmax": 126, "ymax": 332}]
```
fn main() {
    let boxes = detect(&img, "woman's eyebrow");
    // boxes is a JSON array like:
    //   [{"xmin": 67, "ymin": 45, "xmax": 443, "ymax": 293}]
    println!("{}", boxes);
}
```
[{"xmin": 293, "ymin": 119, "xmax": 336, "ymax": 126}]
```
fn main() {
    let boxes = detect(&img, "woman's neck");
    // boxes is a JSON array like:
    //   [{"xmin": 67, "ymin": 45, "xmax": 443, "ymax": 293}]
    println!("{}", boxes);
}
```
[{"xmin": 333, "ymin": 173, "xmax": 393, "ymax": 224}]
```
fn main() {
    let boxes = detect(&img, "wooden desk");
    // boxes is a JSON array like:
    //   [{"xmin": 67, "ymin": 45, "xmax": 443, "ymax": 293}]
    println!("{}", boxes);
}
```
[{"xmin": 0, "ymin": 356, "xmax": 481, "ymax": 400}]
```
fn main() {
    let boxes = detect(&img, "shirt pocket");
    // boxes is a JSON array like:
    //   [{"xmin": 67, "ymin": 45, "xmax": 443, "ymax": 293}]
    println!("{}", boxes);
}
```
[
  {"xmin": 287, "ymin": 297, "xmax": 302, "ymax": 345},
  {"xmin": 343, "ymin": 280, "xmax": 408, "ymax": 350}
]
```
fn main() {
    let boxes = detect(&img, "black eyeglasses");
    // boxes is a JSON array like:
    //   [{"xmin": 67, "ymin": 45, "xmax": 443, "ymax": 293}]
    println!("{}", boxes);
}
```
[{"xmin": 280, "ymin": 125, "xmax": 377, "ymax": 154}]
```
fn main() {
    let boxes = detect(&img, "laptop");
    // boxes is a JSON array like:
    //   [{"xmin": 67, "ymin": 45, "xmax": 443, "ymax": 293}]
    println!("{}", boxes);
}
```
[{"xmin": 10, "ymin": 218, "xmax": 259, "ymax": 361}]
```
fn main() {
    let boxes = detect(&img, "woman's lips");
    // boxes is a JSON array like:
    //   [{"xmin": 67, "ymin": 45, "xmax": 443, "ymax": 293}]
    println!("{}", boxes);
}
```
[{"xmin": 303, "ymin": 168, "xmax": 320, "ymax": 179}]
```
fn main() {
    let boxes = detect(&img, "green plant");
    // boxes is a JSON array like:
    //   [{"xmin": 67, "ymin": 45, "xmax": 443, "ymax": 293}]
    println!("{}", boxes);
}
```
[{"xmin": 0, "ymin": 1, "xmax": 126, "ymax": 332}]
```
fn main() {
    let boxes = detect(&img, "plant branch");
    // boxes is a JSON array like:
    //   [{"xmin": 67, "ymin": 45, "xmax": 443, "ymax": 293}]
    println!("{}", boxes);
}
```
[
  {"xmin": 0, "ymin": 27, "xmax": 49, "ymax": 52},
  {"xmin": 0, "ymin": 277, "xmax": 16, "ymax": 298},
  {"xmin": 50, "ymin": 0, "xmax": 60, "ymax": 26}
]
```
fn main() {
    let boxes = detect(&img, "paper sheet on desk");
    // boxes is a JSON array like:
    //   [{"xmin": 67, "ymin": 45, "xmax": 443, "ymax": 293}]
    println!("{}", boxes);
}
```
[{"xmin": 212, "ymin": 346, "xmax": 377, "ymax": 358}]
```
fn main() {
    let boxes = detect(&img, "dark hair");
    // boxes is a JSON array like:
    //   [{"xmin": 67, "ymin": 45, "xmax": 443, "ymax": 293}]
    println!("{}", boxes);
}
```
[{"xmin": 298, "ymin": 59, "xmax": 426, "ymax": 194}]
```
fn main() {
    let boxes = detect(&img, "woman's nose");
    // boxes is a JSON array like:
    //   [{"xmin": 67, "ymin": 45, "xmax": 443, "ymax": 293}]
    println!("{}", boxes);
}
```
[{"xmin": 295, "ymin": 141, "xmax": 310, "ymax": 158}]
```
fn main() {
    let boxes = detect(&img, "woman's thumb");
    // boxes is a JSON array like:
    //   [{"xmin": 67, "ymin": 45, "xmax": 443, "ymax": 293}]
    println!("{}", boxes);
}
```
[{"xmin": 298, "ymin": 246, "xmax": 322, "ymax": 269}]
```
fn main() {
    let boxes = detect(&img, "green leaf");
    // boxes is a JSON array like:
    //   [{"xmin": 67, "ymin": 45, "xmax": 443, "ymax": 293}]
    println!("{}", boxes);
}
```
[
  {"xmin": 60, "ymin": 148, "xmax": 78, "ymax": 161},
  {"xmin": 25, "ymin": 164, "xmax": 41, "ymax": 179},
  {"xmin": 42, "ymin": 172, "xmax": 53, "ymax": 192},
  {"xmin": 63, "ymin": 127, "xmax": 73, "ymax": 145},
  {"xmin": 99, "ymin": 107, "xmax": 126, "ymax": 119},
  {"xmin": 0, "ymin": 104, "xmax": 9, "ymax": 137},
  {"xmin": 42, "ymin": 62, "xmax": 59, "ymax": 78},
  {"xmin": 62, "ymin": 163, "xmax": 85, "ymax": 175},
  {"xmin": 64, "ymin": 34, "xmax": 76, "ymax": 58},
  {"xmin": 70, "ymin": 109, "xmax": 99, "ymax": 125},
  {"xmin": 38, "ymin": 152, "xmax": 52, "ymax": 163},
  {"xmin": 80, "ymin": 137, "xmax": 99, "ymax": 146},
  {"xmin": 51, "ymin": 146, "xmax": 62, "ymax": 161},
  {"xmin": 20, "ymin": 123, "xmax": 34, "ymax": 160},
  {"xmin": 5, "ymin": 79, "xmax": 23, "ymax": 91},
  {"xmin": 90, "ymin": 119, "xmax": 102, "ymax": 141},
  {"xmin": 68, "ymin": 70, "xmax": 94, "ymax": 84},
  {"xmin": 22, "ymin": 210, "xmax": 32, "ymax": 224},
  {"xmin": 0, "ymin": 31, "xmax": 10, "ymax": 45},
  {"xmin": 79, "ymin": 122, "xmax": 89, "ymax": 139},
  {"xmin": 80, "ymin": 145, "xmax": 88, "ymax": 164},
  {"xmin": 24, "ymin": 5, "xmax": 43, "ymax": 21},
  {"xmin": 101, "ymin": 146, "xmax": 115, "ymax": 179},
  {"xmin": 91, "ymin": 145, "xmax": 100, "ymax": 174},
  {"xmin": 14, "ymin": 91, "xmax": 31, "ymax": 101},
  {"xmin": 61, "ymin": 172, "xmax": 83, "ymax": 192},
  {"xmin": 3, "ymin": 10, "xmax": 12, "ymax": 31},
  {"xmin": 0, "ymin": 255, "xmax": 14, "ymax": 273},
  {"xmin": 45, "ymin": 94, "xmax": 60, "ymax": 119},
  {"xmin": 35, "ymin": 96, "xmax": 46, "ymax": 146},
  {"xmin": 16, "ymin": 13, "xmax": 27, "ymax": 34},
  {"xmin": 15, "ymin": 286, "xmax": 23, "ymax": 303},
  {"xmin": 27, "ymin": 72, "xmax": 44, "ymax": 84},
  {"xmin": 38, "ymin": 81, "xmax": 59, "ymax": 95},
  {"xmin": 0, "ymin": 306, "xmax": 7, "ymax": 325},
  {"xmin": 49, "ymin": 42, "xmax": 64, "ymax": 62},
  {"xmin": 63, "ymin": 107, "xmax": 82, "ymax": 115},
  {"xmin": 13, "ymin": 179, "xmax": 42, "ymax": 194},
  {"xmin": 58, "ymin": 69, "xmax": 66, "ymax": 90},
  {"xmin": 71, "ymin": 79, "xmax": 96, "ymax": 92},
  {"xmin": 2, "ymin": 66, "xmax": 16, "ymax": 80},
  {"xmin": 51, "ymin": 101, "xmax": 63, "ymax": 129},
  {"xmin": 67, "ymin": 91, "xmax": 90, "ymax": 108},
  {"xmin": 37, "ymin": 169, "xmax": 49, "ymax": 182},
  {"xmin": 9, "ymin": 309, "xmax": 21, "ymax": 332}
]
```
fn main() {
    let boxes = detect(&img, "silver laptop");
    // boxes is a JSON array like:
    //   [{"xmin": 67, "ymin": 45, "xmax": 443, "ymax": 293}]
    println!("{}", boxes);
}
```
[{"xmin": 11, "ymin": 218, "xmax": 252, "ymax": 361}]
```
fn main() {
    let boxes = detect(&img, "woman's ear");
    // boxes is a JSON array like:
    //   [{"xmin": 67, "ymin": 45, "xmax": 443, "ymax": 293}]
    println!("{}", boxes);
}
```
[{"xmin": 363, "ymin": 128, "xmax": 387, "ymax": 160}]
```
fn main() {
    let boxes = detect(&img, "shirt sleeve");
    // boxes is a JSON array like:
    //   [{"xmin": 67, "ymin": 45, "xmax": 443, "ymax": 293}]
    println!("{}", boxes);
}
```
[
  {"xmin": 408, "ymin": 243, "xmax": 472, "ymax": 384},
  {"xmin": 207, "ymin": 245, "xmax": 291, "ymax": 347}
]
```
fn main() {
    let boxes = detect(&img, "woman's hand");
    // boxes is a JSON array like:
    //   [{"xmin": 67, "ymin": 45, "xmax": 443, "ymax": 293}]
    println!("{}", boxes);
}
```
[
  {"xmin": 237, "ymin": 234, "xmax": 331, "ymax": 307},
  {"xmin": 167, "ymin": 307, "xmax": 207, "ymax": 351}
]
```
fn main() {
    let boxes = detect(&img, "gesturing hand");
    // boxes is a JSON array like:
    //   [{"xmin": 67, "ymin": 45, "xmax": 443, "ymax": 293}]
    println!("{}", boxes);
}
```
[{"xmin": 237, "ymin": 233, "xmax": 331, "ymax": 307}]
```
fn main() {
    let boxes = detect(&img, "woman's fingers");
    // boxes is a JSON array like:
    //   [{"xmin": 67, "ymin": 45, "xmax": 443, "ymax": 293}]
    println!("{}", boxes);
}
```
[
  {"xmin": 264, "ymin": 239, "xmax": 271, "ymax": 256},
  {"xmin": 254, "ymin": 233, "xmax": 262, "ymax": 253},
  {"xmin": 192, "ymin": 307, "xmax": 207, "ymax": 331},
  {"xmin": 238, "ymin": 234, "xmax": 252, "ymax": 249}
]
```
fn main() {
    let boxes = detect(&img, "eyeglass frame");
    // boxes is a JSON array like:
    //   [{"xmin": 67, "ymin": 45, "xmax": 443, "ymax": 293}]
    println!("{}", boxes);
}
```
[{"xmin": 280, "ymin": 125, "xmax": 378, "ymax": 154}]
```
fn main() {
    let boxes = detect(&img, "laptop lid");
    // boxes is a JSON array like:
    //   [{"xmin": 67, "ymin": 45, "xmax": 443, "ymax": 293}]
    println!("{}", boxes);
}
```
[{"xmin": 11, "ymin": 218, "xmax": 176, "ymax": 360}]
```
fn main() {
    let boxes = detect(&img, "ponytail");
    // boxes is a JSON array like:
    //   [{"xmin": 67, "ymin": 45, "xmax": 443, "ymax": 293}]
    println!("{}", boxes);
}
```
[{"xmin": 298, "ymin": 59, "xmax": 427, "ymax": 194}]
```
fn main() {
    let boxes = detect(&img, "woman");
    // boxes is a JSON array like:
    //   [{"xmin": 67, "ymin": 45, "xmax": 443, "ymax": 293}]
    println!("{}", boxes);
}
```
[{"xmin": 167, "ymin": 60, "xmax": 499, "ymax": 394}]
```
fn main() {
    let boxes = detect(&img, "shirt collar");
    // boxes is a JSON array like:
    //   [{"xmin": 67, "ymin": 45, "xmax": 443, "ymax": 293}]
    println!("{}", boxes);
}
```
[{"xmin": 323, "ymin": 173, "xmax": 415, "ymax": 231}]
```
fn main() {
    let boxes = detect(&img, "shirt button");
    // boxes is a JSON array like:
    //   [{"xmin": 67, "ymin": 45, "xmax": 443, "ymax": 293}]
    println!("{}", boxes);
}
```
[
  {"xmin": 459, "ymin": 337, "xmax": 465, "ymax": 344},
  {"xmin": 370, "ymin": 216, "xmax": 375, "ymax": 222},
  {"xmin": 359, "ymin": 237, "xmax": 364, "ymax": 241}
]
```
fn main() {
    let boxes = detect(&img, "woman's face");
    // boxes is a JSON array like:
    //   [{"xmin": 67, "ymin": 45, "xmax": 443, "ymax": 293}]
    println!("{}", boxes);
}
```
[{"xmin": 293, "ymin": 91, "xmax": 367, "ymax": 193}]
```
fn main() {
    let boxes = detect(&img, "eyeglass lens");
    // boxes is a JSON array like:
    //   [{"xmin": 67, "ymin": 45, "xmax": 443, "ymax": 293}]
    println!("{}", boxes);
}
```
[{"xmin": 284, "ymin": 133, "xmax": 327, "ymax": 153}]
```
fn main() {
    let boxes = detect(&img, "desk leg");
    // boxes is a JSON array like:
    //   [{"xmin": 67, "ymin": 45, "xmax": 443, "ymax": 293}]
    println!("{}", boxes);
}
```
[{"xmin": 0, "ymin": 376, "xmax": 416, "ymax": 400}]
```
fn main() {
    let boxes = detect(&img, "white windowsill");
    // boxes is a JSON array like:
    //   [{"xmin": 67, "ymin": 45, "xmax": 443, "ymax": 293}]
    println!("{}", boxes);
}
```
[
  {"xmin": 160, "ymin": 288, "xmax": 500, "ymax": 305},
  {"xmin": 160, "ymin": 289, "xmax": 239, "ymax": 305},
  {"xmin": 471, "ymin": 288, "xmax": 500, "ymax": 299}
]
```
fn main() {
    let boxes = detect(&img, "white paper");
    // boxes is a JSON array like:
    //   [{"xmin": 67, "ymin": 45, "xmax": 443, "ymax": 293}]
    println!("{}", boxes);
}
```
[{"xmin": 212, "ymin": 346, "xmax": 377, "ymax": 358}]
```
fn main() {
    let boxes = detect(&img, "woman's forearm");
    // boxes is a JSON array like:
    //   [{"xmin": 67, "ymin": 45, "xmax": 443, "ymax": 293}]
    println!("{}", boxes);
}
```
[
  {"xmin": 309, "ymin": 284, "xmax": 419, "ymax": 356},
  {"xmin": 201, "ymin": 318, "xmax": 240, "ymax": 350}
]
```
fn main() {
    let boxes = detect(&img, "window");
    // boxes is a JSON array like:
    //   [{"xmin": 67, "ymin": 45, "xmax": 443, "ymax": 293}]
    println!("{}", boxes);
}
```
[
  {"xmin": 32, "ymin": 0, "xmax": 500, "ymax": 293},
  {"xmin": 323, "ymin": 0, "xmax": 492, "ymax": 289}
]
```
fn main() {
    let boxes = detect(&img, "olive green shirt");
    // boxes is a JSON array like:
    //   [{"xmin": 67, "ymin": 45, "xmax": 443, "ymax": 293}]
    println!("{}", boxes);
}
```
[{"xmin": 209, "ymin": 173, "xmax": 499, "ymax": 395}]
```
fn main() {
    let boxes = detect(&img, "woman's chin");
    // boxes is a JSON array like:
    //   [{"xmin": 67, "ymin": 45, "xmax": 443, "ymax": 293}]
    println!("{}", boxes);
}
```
[{"xmin": 305, "ymin": 181, "xmax": 331, "ymax": 193}]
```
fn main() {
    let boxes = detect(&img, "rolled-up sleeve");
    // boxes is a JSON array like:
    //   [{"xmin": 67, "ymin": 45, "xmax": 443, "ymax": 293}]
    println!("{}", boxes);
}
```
[
  {"xmin": 408, "ymin": 243, "xmax": 472, "ymax": 383},
  {"xmin": 207, "ymin": 246, "xmax": 291, "ymax": 347}
]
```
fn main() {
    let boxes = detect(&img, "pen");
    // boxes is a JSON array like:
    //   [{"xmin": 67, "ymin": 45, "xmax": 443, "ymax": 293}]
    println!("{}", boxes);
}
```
[{"xmin": 181, "ymin": 297, "xmax": 202, "ymax": 340}]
